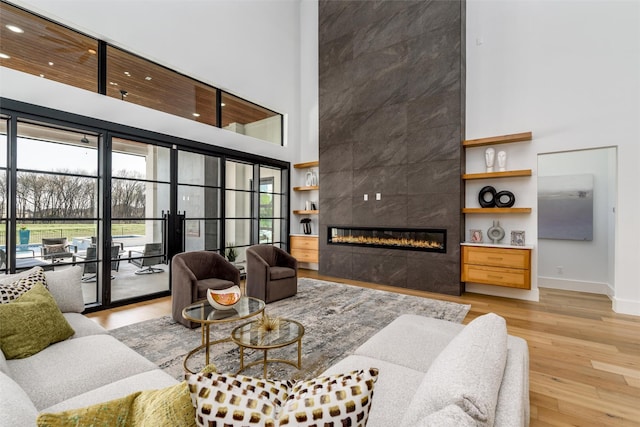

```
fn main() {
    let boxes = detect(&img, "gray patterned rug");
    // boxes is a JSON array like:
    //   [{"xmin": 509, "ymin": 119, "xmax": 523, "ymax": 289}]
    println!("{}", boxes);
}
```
[{"xmin": 111, "ymin": 278, "xmax": 470, "ymax": 381}]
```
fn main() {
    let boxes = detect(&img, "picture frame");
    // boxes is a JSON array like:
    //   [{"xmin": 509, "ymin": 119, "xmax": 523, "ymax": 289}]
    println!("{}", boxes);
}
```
[
  {"xmin": 470, "ymin": 229, "xmax": 483, "ymax": 243},
  {"xmin": 511, "ymin": 230, "xmax": 525, "ymax": 246}
]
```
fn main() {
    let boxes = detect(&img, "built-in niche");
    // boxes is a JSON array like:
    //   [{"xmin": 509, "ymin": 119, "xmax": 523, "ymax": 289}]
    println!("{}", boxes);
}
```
[{"xmin": 537, "ymin": 147, "xmax": 616, "ymax": 295}]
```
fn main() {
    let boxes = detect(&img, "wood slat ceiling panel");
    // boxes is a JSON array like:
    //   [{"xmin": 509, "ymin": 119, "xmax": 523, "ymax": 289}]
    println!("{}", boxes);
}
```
[{"xmin": 0, "ymin": 2, "xmax": 281, "ymax": 134}]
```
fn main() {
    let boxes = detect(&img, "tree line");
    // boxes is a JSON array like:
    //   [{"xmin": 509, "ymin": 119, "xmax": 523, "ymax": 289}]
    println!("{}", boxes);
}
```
[{"xmin": 0, "ymin": 169, "xmax": 146, "ymax": 219}]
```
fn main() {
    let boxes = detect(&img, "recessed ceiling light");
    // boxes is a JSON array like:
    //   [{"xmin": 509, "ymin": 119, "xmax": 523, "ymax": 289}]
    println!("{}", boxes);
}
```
[
  {"xmin": 48, "ymin": 61, "xmax": 54, "ymax": 66},
  {"xmin": 124, "ymin": 71, "xmax": 131, "ymax": 76},
  {"xmin": 0, "ymin": 53, "xmax": 10, "ymax": 59},
  {"xmin": 145, "ymin": 76, "xmax": 152, "ymax": 81},
  {"xmin": 192, "ymin": 113, "xmax": 200, "ymax": 117},
  {"xmin": 220, "ymin": 103, "xmax": 226, "ymax": 107},
  {"xmin": 6, "ymin": 25, "xmax": 23, "ymax": 33},
  {"xmin": 88, "ymin": 48, "xmax": 96, "ymax": 55}
]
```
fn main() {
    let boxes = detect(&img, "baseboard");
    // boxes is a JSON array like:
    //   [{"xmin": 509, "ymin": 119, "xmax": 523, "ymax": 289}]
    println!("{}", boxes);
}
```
[
  {"xmin": 538, "ymin": 276, "xmax": 613, "ymax": 297},
  {"xmin": 298, "ymin": 262, "xmax": 318, "ymax": 271},
  {"xmin": 465, "ymin": 283, "xmax": 540, "ymax": 301},
  {"xmin": 612, "ymin": 297, "xmax": 640, "ymax": 316}
]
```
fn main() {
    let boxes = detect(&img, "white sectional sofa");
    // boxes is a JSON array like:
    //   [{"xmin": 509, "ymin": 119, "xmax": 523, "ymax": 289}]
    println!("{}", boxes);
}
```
[
  {"xmin": 0, "ymin": 267, "xmax": 178, "ymax": 427},
  {"xmin": 323, "ymin": 313, "xmax": 530, "ymax": 427},
  {"xmin": 1, "ymin": 267, "xmax": 528, "ymax": 426}
]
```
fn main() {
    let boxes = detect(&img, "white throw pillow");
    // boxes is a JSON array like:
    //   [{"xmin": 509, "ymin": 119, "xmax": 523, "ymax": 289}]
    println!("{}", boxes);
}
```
[
  {"xmin": 44, "ymin": 266, "xmax": 84, "ymax": 313},
  {"xmin": 401, "ymin": 313, "xmax": 508, "ymax": 427}
]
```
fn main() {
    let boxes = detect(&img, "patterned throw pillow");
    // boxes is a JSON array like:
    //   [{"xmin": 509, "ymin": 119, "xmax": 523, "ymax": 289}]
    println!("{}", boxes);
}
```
[
  {"xmin": 0, "ymin": 267, "xmax": 47, "ymax": 304},
  {"xmin": 279, "ymin": 368, "xmax": 379, "ymax": 426},
  {"xmin": 186, "ymin": 372, "xmax": 292, "ymax": 426},
  {"xmin": 186, "ymin": 369, "xmax": 379, "ymax": 427}
]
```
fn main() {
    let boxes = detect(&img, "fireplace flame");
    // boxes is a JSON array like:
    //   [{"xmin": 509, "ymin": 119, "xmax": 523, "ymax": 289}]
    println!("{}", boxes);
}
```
[{"xmin": 330, "ymin": 235, "xmax": 443, "ymax": 249}]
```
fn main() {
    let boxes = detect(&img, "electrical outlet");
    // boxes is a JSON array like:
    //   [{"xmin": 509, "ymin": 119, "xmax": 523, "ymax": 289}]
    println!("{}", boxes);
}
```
[
  {"xmin": 556, "ymin": 266, "xmax": 563, "ymax": 274},
  {"xmin": 364, "ymin": 194, "xmax": 368, "ymax": 201},
  {"xmin": 376, "ymin": 193, "xmax": 381, "ymax": 201}
]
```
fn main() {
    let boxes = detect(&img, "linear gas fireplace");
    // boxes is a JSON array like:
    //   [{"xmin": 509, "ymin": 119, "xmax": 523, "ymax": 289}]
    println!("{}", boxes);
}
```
[{"xmin": 328, "ymin": 226, "xmax": 446, "ymax": 253}]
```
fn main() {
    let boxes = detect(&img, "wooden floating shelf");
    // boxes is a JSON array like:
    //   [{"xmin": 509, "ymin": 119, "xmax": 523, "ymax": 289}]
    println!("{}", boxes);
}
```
[
  {"xmin": 463, "ymin": 207, "xmax": 532, "ymax": 214},
  {"xmin": 293, "ymin": 185, "xmax": 319, "ymax": 191},
  {"xmin": 463, "ymin": 132, "xmax": 532, "ymax": 148},
  {"xmin": 294, "ymin": 160, "xmax": 319, "ymax": 169},
  {"xmin": 462, "ymin": 169, "xmax": 532, "ymax": 180},
  {"xmin": 293, "ymin": 210, "xmax": 319, "ymax": 215}
]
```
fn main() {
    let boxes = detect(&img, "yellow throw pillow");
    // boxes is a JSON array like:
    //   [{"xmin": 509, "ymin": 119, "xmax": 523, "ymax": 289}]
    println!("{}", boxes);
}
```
[
  {"xmin": 0, "ymin": 282, "xmax": 74, "ymax": 359},
  {"xmin": 130, "ymin": 382, "xmax": 197, "ymax": 426},
  {"xmin": 37, "ymin": 393, "xmax": 138, "ymax": 427},
  {"xmin": 37, "ymin": 382, "xmax": 197, "ymax": 427}
]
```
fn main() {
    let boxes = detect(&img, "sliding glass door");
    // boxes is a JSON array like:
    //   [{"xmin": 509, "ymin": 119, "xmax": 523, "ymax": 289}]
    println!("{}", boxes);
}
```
[
  {"xmin": 178, "ymin": 150, "xmax": 221, "ymax": 253},
  {"xmin": 110, "ymin": 137, "xmax": 171, "ymax": 302},
  {"xmin": 0, "ymin": 101, "xmax": 289, "ymax": 310}
]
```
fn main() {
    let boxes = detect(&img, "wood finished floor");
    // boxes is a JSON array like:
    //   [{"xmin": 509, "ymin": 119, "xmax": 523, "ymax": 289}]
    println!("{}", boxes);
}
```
[{"xmin": 87, "ymin": 269, "xmax": 640, "ymax": 426}]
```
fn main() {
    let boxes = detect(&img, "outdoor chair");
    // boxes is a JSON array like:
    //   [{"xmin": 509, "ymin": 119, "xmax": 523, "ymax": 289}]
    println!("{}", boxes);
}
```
[
  {"xmin": 80, "ymin": 246, "xmax": 121, "ymax": 282},
  {"xmin": 171, "ymin": 250, "xmax": 241, "ymax": 328},
  {"xmin": 41, "ymin": 238, "xmax": 77, "ymax": 263},
  {"xmin": 246, "ymin": 244, "xmax": 297, "ymax": 303},
  {"xmin": 129, "ymin": 243, "xmax": 164, "ymax": 275}
]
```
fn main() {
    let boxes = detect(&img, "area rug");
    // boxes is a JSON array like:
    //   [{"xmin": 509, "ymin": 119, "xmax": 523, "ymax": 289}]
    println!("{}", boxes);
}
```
[{"xmin": 111, "ymin": 278, "xmax": 470, "ymax": 380}]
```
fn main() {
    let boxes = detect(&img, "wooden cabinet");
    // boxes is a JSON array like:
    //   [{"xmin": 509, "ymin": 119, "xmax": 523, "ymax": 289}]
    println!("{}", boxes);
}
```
[
  {"xmin": 461, "ymin": 131, "xmax": 534, "ymax": 290},
  {"xmin": 291, "ymin": 161, "xmax": 319, "ymax": 267},
  {"xmin": 290, "ymin": 235, "xmax": 318, "ymax": 263},
  {"xmin": 461, "ymin": 245, "xmax": 531, "ymax": 289}
]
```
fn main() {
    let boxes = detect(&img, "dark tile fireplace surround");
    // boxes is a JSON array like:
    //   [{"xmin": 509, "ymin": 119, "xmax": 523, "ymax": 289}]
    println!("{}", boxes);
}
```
[{"xmin": 318, "ymin": 0, "xmax": 465, "ymax": 295}]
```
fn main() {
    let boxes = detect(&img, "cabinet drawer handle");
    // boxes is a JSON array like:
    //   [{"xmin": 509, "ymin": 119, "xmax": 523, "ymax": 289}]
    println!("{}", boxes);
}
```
[
  {"xmin": 487, "ymin": 275, "xmax": 503, "ymax": 279},
  {"xmin": 488, "ymin": 257, "xmax": 503, "ymax": 261}
]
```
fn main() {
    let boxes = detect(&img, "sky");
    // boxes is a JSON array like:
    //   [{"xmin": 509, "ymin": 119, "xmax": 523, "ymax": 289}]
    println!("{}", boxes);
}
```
[{"xmin": 0, "ymin": 136, "xmax": 146, "ymax": 175}]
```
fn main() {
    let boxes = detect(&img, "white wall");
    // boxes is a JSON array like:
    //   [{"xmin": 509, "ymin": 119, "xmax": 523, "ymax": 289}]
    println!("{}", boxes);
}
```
[
  {"xmin": 1, "ymin": 0, "xmax": 302, "ymax": 163},
  {"xmin": 537, "ymin": 148, "xmax": 615, "ymax": 295},
  {"xmin": 466, "ymin": 0, "xmax": 640, "ymax": 314}
]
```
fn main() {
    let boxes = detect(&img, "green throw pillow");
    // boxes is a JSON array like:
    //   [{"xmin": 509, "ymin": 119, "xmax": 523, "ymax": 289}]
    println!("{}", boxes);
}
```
[
  {"xmin": 37, "ymin": 382, "xmax": 197, "ymax": 427},
  {"xmin": 0, "ymin": 282, "xmax": 75, "ymax": 359}
]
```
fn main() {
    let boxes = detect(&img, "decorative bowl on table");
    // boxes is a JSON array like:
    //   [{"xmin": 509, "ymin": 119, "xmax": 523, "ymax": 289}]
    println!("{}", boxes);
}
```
[{"xmin": 207, "ymin": 285, "xmax": 241, "ymax": 310}]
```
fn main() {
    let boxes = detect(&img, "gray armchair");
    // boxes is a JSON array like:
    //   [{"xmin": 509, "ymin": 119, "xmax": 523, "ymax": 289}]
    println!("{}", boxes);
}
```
[
  {"xmin": 41, "ymin": 238, "xmax": 76, "ymax": 263},
  {"xmin": 246, "ymin": 244, "xmax": 297, "ymax": 303},
  {"xmin": 129, "ymin": 243, "xmax": 164, "ymax": 275},
  {"xmin": 171, "ymin": 250, "xmax": 241, "ymax": 328}
]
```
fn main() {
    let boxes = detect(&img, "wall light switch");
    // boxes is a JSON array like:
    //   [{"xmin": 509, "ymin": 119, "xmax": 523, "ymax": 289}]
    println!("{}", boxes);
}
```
[
  {"xmin": 376, "ymin": 193, "xmax": 381, "ymax": 200},
  {"xmin": 364, "ymin": 194, "xmax": 368, "ymax": 201}
]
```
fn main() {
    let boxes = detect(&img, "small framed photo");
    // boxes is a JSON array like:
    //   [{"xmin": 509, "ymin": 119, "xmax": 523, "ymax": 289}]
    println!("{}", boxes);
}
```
[
  {"xmin": 511, "ymin": 230, "xmax": 525, "ymax": 246},
  {"xmin": 470, "ymin": 229, "xmax": 483, "ymax": 243}
]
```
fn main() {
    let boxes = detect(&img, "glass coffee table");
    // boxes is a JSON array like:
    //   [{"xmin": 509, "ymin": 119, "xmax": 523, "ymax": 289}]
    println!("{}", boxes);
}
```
[
  {"xmin": 230, "ymin": 318, "xmax": 304, "ymax": 378},
  {"xmin": 182, "ymin": 296, "xmax": 265, "ymax": 373}
]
